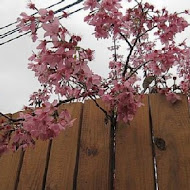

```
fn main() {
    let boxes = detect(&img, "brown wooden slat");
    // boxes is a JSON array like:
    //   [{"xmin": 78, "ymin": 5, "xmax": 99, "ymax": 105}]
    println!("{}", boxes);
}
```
[
  {"xmin": 77, "ymin": 100, "xmax": 111, "ymax": 190},
  {"xmin": 17, "ymin": 139, "xmax": 50, "ymax": 189},
  {"xmin": 115, "ymin": 95, "xmax": 155, "ymax": 190},
  {"xmin": 0, "ymin": 150, "xmax": 23, "ymax": 190},
  {"xmin": 45, "ymin": 102, "xmax": 83, "ymax": 190},
  {"xmin": 0, "ymin": 112, "xmax": 24, "ymax": 190},
  {"xmin": 149, "ymin": 94, "xmax": 190, "ymax": 189}
]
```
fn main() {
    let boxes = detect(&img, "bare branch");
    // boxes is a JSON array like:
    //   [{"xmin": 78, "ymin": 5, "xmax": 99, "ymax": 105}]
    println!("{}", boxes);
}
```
[
  {"xmin": 126, "ymin": 60, "xmax": 152, "ymax": 80},
  {"xmin": 138, "ymin": 25, "xmax": 157, "ymax": 38},
  {"xmin": 122, "ymin": 32, "xmax": 141, "ymax": 77},
  {"xmin": 55, "ymin": 97, "xmax": 78, "ymax": 107},
  {"xmin": 0, "ymin": 112, "xmax": 24, "ymax": 122},
  {"xmin": 113, "ymin": 37, "xmax": 117, "ymax": 62},
  {"xmin": 89, "ymin": 95, "xmax": 112, "ymax": 121},
  {"xmin": 119, "ymin": 32, "xmax": 132, "ymax": 48}
]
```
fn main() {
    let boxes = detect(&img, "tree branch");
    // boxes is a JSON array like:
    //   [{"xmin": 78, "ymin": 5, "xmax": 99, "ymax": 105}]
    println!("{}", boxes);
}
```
[
  {"xmin": 122, "ymin": 32, "xmax": 141, "ymax": 77},
  {"xmin": 119, "ymin": 32, "xmax": 132, "ymax": 48},
  {"xmin": 126, "ymin": 60, "xmax": 152, "ymax": 80},
  {"xmin": 55, "ymin": 97, "xmax": 78, "ymax": 107},
  {"xmin": 113, "ymin": 37, "xmax": 117, "ymax": 62},
  {"xmin": 121, "ymin": 24, "xmax": 157, "ymax": 79},
  {"xmin": 138, "ymin": 25, "xmax": 157, "ymax": 38},
  {"xmin": 0, "ymin": 112, "xmax": 24, "ymax": 122},
  {"xmin": 89, "ymin": 95, "xmax": 112, "ymax": 121}
]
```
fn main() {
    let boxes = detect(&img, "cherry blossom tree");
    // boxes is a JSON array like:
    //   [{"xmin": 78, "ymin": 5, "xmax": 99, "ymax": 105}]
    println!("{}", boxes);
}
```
[{"xmin": 1, "ymin": 0, "xmax": 190, "ymax": 156}]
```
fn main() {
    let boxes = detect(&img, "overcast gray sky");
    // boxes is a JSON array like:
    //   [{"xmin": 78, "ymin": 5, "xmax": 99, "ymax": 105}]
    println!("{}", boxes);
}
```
[{"xmin": 0, "ymin": 0, "xmax": 190, "ymax": 113}]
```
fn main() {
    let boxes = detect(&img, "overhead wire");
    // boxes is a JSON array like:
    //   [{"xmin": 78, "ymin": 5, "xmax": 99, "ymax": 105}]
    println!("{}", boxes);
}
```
[
  {"xmin": 55, "ymin": 0, "xmax": 100, "ymax": 13},
  {"xmin": 0, "ymin": 0, "xmax": 86, "ymax": 46},
  {"xmin": 54, "ymin": 0, "xmax": 84, "ymax": 14},
  {"xmin": 0, "ymin": 8, "xmax": 83, "ymax": 46},
  {"xmin": 0, "ymin": 0, "xmax": 67, "ymax": 30},
  {"xmin": 0, "ymin": 0, "xmax": 69, "ymax": 38}
]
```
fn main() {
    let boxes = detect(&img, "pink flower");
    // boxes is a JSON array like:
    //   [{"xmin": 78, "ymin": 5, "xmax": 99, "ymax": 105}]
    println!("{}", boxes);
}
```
[
  {"xmin": 42, "ymin": 18, "xmax": 60, "ymax": 40},
  {"xmin": 165, "ymin": 92, "xmax": 181, "ymax": 104},
  {"xmin": 27, "ymin": 3, "xmax": 36, "ymax": 10},
  {"xmin": 84, "ymin": 0, "xmax": 99, "ymax": 11},
  {"xmin": 38, "ymin": 9, "xmax": 48, "ymax": 17}
]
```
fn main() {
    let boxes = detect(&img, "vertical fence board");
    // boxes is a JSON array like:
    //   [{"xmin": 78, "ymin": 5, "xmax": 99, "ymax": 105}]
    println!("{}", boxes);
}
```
[
  {"xmin": 0, "ymin": 151, "xmax": 23, "ymax": 190},
  {"xmin": 115, "ymin": 96, "xmax": 155, "ymax": 190},
  {"xmin": 45, "ymin": 102, "xmax": 83, "ymax": 190},
  {"xmin": 0, "ymin": 113, "xmax": 24, "ymax": 190},
  {"xmin": 149, "ymin": 94, "xmax": 190, "ymax": 189},
  {"xmin": 77, "ymin": 100, "xmax": 111, "ymax": 190},
  {"xmin": 17, "ymin": 139, "xmax": 50, "ymax": 190}
]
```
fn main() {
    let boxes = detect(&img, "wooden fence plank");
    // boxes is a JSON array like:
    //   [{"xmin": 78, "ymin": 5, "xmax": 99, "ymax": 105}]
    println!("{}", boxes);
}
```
[
  {"xmin": 0, "ymin": 113, "xmax": 24, "ymax": 190},
  {"xmin": 149, "ymin": 94, "xmax": 190, "ymax": 189},
  {"xmin": 77, "ymin": 100, "xmax": 111, "ymax": 190},
  {"xmin": 0, "ymin": 151, "xmax": 23, "ymax": 190},
  {"xmin": 115, "ymin": 95, "xmax": 155, "ymax": 190},
  {"xmin": 45, "ymin": 102, "xmax": 83, "ymax": 190},
  {"xmin": 17, "ymin": 139, "xmax": 50, "ymax": 190}
]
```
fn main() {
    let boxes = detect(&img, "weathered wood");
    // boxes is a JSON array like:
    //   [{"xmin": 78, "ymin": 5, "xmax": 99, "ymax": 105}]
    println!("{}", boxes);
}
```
[
  {"xmin": 77, "ymin": 100, "xmax": 111, "ymax": 190},
  {"xmin": 115, "ymin": 95, "xmax": 155, "ymax": 190},
  {"xmin": 149, "ymin": 94, "xmax": 190, "ymax": 189},
  {"xmin": 17, "ymin": 138, "xmax": 50, "ymax": 189},
  {"xmin": 0, "ymin": 112, "xmax": 24, "ymax": 190},
  {"xmin": 0, "ymin": 150, "xmax": 23, "ymax": 190},
  {"xmin": 2, "ymin": 96, "xmax": 190, "ymax": 189},
  {"xmin": 45, "ymin": 102, "xmax": 83, "ymax": 190}
]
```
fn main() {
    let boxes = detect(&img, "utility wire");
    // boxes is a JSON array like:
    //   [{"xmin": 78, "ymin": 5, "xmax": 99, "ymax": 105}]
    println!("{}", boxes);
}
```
[
  {"xmin": 54, "ymin": 0, "xmax": 84, "ymax": 13},
  {"xmin": 0, "ymin": 0, "xmax": 67, "ymax": 30},
  {"xmin": 55, "ymin": 0, "xmax": 101, "ymax": 13},
  {"xmin": 0, "ymin": 0, "xmax": 69, "ymax": 38},
  {"xmin": 0, "ymin": 0, "xmax": 100, "ymax": 43},
  {"xmin": 0, "ymin": 7, "xmax": 83, "ymax": 46},
  {"xmin": 0, "ymin": 0, "xmax": 85, "ymax": 46},
  {"xmin": 0, "ymin": 0, "xmax": 85, "ymax": 40}
]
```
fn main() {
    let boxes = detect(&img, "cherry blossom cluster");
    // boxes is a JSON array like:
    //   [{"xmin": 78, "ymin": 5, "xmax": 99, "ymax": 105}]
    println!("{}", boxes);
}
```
[
  {"xmin": 1, "ymin": 0, "xmax": 190, "ymax": 156},
  {"xmin": 84, "ymin": 0, "xmax": 190, "ymax": 96},
  {"xmin": 0, "ymin": 101, "xmax": 74, "ymax": 156}
]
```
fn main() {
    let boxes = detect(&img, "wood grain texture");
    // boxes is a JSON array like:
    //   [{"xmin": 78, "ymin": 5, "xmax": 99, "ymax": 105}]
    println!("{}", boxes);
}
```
[
  {"xmin": 0, "ymin": 112, "xmax": 24, "ymax": 190},
  {"xmin": 115, "ymin": 95, "xmax": 155, "ymax": 190},
  {"xmin": 77, "ymin": 100, "xmax": 111, "ymax": 190},
  {"xmin": 45, "ymin": 102, "xmax": 83, "ymax": 190},
  {"xmin": 149, "ymin": 94, "xmax": 190, "ymax": 189},
  {"xmin": 17, "ymin": 139, "xmax": 50, "ymax": 190},
  {"xmin": 0, "ymin": 150, "xmax": 23, "ymax": 190}
]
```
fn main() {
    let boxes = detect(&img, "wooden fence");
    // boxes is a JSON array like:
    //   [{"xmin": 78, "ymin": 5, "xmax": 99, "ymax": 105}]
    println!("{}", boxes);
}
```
[{"xmin": 0, "ymin": 94, "xmax": 190, "ymax": 190}]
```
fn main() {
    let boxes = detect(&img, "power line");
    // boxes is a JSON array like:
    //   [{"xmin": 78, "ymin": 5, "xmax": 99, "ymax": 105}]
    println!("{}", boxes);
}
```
[
  {"xmin": 0, "ymin": 0, "xmax": 69, "ymax": 38},
  {"xmin": 0, "ymin": 0, "xmax": 85, "ymax": 45},
  {"xmin": 0, "ymin": 0, "xmax": 67, "ymax": 30},
  {"xmin": 55, "ymin": 0, "xmax": 100, "ymax": 13},
  {"xmin": 54, "ymin": 0, "xmax": 84, "ymax": 14},
  {"xmin": 0, "ymin": 7, "xmax": 83, "ymax": 46}
]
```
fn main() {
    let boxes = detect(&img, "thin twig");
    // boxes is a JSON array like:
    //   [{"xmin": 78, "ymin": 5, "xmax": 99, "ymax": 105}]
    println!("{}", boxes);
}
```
[
  {"xmin": 89, "ymin": 95, "xmax": 112, "ymax": 120},
  {"xmin": 119, "ymin": 32, "xmax": 132, "ymax": 48},
  {"xmin": 126, "ymin": 60, "xmax": 152, "ymax": 80},
  {"xmin": 122, "ymin": 32, "xmax": 141, "ymax": 77},
  {"xmin": 0, "ymin": 112, "xmax": 24, "ymax": 122},
  {"xmin": 113, "ymin": 37, "xmax": 117, "ymax": 62},
  {"xmin": 55, "ymin": 97, "xmax": 78, "ymax": 107}
]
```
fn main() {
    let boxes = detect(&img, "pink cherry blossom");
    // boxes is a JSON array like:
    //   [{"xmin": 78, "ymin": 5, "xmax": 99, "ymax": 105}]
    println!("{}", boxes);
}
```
[
  {"xmin": 165, "ymin": 92, "xmax": 181, "ymax": 104},
  {"xmin": 84, "ymin": 0, "xmax": 99, "ymax": 11}
]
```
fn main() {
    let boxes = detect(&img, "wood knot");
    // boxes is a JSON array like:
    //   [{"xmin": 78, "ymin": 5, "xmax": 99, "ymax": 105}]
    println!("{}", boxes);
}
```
[
  {"xmin": 154, "ymin": 137, "xmax": 166, "ymax": 151},
  {"xmin": 86, "ymin": 147, "xmax": 98, "ymax": 156}
]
